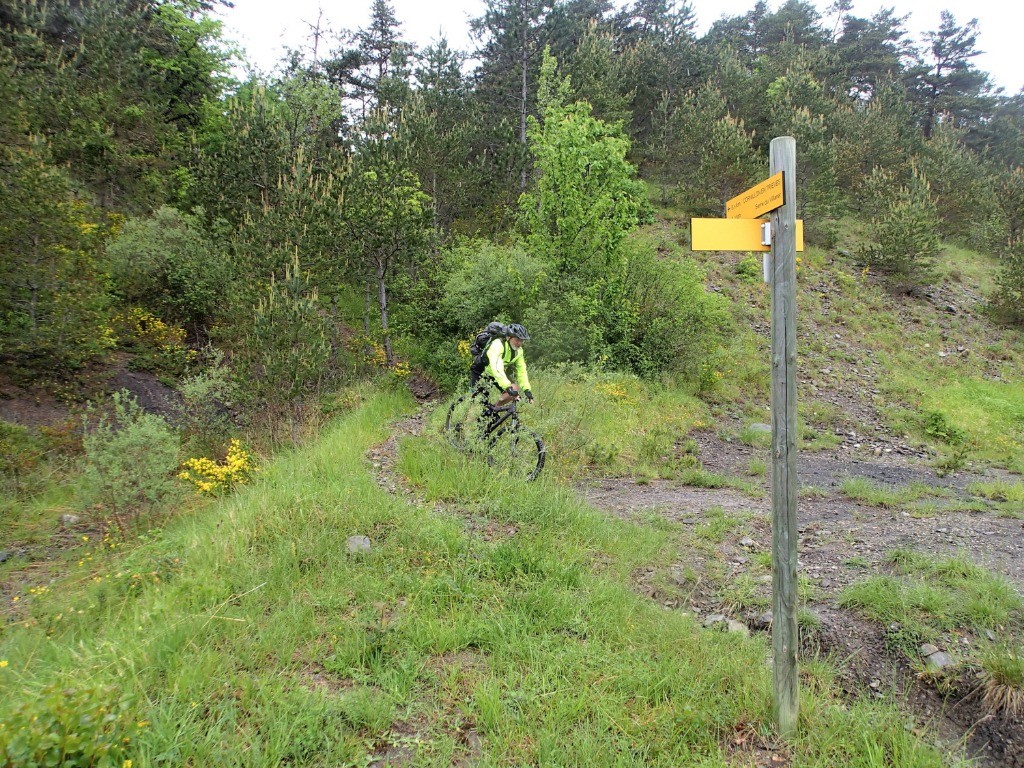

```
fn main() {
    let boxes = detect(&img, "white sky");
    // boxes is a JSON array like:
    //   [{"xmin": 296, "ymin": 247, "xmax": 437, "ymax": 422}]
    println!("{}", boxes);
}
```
[{"xmin": 215, "ymin": 0, "xmax": 1024, "ymax": 94}]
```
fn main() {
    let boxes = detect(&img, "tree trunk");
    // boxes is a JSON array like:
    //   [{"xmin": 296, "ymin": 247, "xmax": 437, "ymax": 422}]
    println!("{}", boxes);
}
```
[
  {"xmin": 519, "ymin": 0, "xmax": 529, "ymax": 192},
  {"xmin": 376, "ymin": 260, "xmax": 394, "ymax": 367}
]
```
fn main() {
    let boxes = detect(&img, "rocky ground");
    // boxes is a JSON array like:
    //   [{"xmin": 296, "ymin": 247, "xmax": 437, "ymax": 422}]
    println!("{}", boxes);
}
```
[
  {"xmin": 580, "ymin": 432, "xmax": 1024, "ymax": 767},
  {"xmin": 374, "ymin": 395, "xmax": 1024, "ymax": 767}
]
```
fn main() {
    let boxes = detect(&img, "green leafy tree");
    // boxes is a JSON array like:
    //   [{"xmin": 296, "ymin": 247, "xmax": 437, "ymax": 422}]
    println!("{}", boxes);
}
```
[
  {"xmin": 106, "ymin": 206, "xmax": 230, "ymax": 332},
  {"xmin": 834, "ymin": 8, "xmax": 914, "ymax": 100},
  {"xmin": 521, "ymin": 48, "xmax": 650, "ymax": 279},
  {"xmin": 471, "ymin": 0, "xmax": 553, "ymax": 192},
  {"xmin": 243, "ymin": 253, "xmax": 331, "ymax": 442},
  {"xmin": 343, "ymin": 111, "xmax": 431, "ymax": 367},
  {"xmin": 991, "ymin": 240, "xmax": 1024, "ymax": 325},
  {"xmin": 0, "ymin": 145, "xmax": 113, "ymax": 375},
  {"xmin": 406, "ymin": 39, "xmax": 473, "ymax": 231},
  {"xmin": 518, "ymin": 49, "xmax": 652, "ymax": 363},
  {"xmin": 906, "ymin": 11, "xmax": 993, "ymax": 139},
  {"xmin": 918, "ymin": 127, "xmax": 998, "ymax": 240},
  {"xmin": 647, "ymin": 85, "xmax": 762, "ymax": 215}
]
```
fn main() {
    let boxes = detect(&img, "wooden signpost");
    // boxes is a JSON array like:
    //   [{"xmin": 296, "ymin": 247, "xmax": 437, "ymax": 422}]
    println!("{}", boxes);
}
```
[
  {"xmin": 726, "ymin": 171, "xmax": 785, "ymax": 219},
  {"xmin": 689, "ymin": 138, "xmax": 800, "ymax": 737}
]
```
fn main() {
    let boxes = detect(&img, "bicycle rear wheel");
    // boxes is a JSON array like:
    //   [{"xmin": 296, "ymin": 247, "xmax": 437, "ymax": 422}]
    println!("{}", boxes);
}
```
[
  {"xmin": 487, "ymin": 424, "xmax": 545, "ymax": 481},
  {"xmin": 444, "ymin": 389, "xmax": 490, "ymax": 452}
]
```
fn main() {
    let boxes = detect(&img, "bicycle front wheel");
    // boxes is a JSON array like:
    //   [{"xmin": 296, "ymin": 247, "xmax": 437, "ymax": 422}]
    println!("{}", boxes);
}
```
[
  {"xmin": 444, "ymin": 389, "xmax": 490, "ymax": 452},
  {"xmin": 487, "ymin": 424, "xmax": 545, "ymax": 481}
]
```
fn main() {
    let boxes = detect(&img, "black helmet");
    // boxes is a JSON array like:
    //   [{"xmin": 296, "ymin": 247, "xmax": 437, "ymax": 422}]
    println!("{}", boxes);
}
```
[{"xmin": 506, "ymin": 323, "xmax": 530, "ymax": 341}]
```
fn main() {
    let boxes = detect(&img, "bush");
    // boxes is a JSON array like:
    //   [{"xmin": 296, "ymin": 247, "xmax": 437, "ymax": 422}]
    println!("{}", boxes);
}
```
[
  {"xmin": 857, "ymin": 168, "xmax": 941, "ymax": 290},
  {"xmin": 440, "ymin": 240, "xmax": 545, "ymax": 333},
  {"xmin": 0, "ymin": 683, "xmax": 140, "ymax": 768},
  {"xmin": 105, "ymin": 206, "xmax": 229, "ymax": 331},
  {"xmin": 611, "ymin": 234, "xmax": 732, "ymax": 383},
  {"xmin": 82, "ymin": 390, "xmax": 181, "ymax": 532},
  {"xmin": 177, "ymin": 346, "xmax": 238, "ymax": 454},
  {"xmin": 991, "ymin": 240, "xmax": 1024, "ymax": 325},
  {"xmin": 0, "ymin": 421, "xmax": 44, "ymax": 496}
]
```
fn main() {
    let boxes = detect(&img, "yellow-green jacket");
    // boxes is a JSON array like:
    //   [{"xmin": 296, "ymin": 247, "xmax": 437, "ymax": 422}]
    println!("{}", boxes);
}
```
[{"xmin": 484, "ymin": 337, "xmax": 531, "ymax": 392}]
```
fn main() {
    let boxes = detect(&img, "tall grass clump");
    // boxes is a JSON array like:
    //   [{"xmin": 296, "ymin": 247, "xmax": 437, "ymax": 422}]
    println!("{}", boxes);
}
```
[{"xmin": 840, "ymin": 549, "xmax": 1023, "ymax": 656}]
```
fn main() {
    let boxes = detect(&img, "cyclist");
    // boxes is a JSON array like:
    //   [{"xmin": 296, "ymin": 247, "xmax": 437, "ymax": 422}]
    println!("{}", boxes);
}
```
[{"xmin": 470, "ymin": 323, "xmax": 536, "ymax": 409}]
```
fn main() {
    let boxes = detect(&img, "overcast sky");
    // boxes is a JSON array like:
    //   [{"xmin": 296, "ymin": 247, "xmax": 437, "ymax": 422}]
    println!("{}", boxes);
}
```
[{"xmin": 215, "ymin": 0, "xmax": 1024, "ymax": 95}]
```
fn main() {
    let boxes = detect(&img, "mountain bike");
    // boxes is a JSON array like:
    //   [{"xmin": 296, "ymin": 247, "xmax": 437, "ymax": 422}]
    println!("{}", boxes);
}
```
[{"xmin": 444, "ymin": 385, "xmax": 546, "ymax": 481}]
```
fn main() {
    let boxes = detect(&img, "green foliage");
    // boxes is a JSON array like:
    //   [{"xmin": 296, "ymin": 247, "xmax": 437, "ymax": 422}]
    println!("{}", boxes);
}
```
[
  {"xmin": 0, "ymin": 421, "xmax": 45, "ymax": 496},
  {"xmin": 923, "ymin": 410, "xmax": 968, "ymax": 446},
  {"xmin": 608, "ymin": 234, "xmax": 732, "ymax": 381},
  {"xmin": 521, "ymin": 49, "xmax": 652, "ymax": 283},
  {"xmin": 648, "ymin": 85, "xmax": 763, "ymax": 216},
  {"xmin": 106, "ymin": 206, "xmax": 229, "ymax": 330},
  {"xmin": 0, "ymin": 146, "xmax": 114, "ymax": 375},
  {"xmin": 839, "ymin": 477, "xmax": 940, "ymax": 507},
  {"xmin": 991, "ymin": 239, "xmax": 1024, "ymax": 325},
  {"xmin": 0, "ymin": 683, "xmax": 139, "ymax": 768},
  {"xmin": 82, "ymin": 390, "xmax": 181, "ymax": 531},
  {"xmin": 241, "ymin": 254, "xmax": 331, "ymax": 408},
  {"xmin": 440, "ymin": 241, "xmax": 546, "ymax": 331},
  {"xmin": 735, "ymin": 255, "xmax": 762, "ymax": 282},
  {"xmin": 918, "ymin": 128, "xmax": 998, "ymax": 241},
  {"xmin": 840, "ymin": 549, "xmax": 1023, "ymax": 657},
  {"xmin": 857, "ymin": 168, "xmax": 941, "ymax": 289},
  {"xmin": 176, "ymin": 346, "xmax": 238, "ymax": 454}
]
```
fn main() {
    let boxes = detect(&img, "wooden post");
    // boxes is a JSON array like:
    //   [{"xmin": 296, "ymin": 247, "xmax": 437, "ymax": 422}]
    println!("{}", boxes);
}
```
[{"xmin": 769, "ymin": 136, "xmax": 799, "ymax": 736}]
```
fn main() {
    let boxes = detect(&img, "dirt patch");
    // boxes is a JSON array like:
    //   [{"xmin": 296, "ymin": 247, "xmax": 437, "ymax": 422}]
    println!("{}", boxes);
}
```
[
  {"xmin": 578, "ymin": 428, "xmax": 1024, "ymax": 766},
  {"xmin": 0, "ymin": 370, "xmax": 74, "ymax": 428},
  {"xmin": 405, "ymin": 372, "xmax": 439, "ymax": 402},
  {"xmin": 107, "ymin": 368, "xmax": 181, "ymax": 420}
]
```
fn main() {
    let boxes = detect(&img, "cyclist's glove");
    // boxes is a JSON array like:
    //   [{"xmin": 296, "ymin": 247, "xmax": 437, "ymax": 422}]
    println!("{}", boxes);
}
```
[
  {"xmin": 506, "ymin": 386, "xmax": 519, "ymax": 397},
  {"xmin": 524, "ymin": 389, "xmax": 534, "ymax": 403}
]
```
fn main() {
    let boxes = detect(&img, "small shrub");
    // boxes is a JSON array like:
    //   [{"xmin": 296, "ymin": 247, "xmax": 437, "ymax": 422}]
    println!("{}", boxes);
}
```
[
  {"xmin": 923, "ymin": 410, "xmax": 967, "ymax": 446},
  {"xmin": 980, "ymin": 646, "xmax": 1024, "ymax": 718},
  {"xmin": 0, "ymin": 683, "xmax": 141, "ymax": 767},
  {"xmin": 179, "ymin": 438, "xmax": 257, "ymax": 495},
  {"xmin": 105, "ymin": 205, "xmax": 229, "ymax": 330},
  {"xmin": 82, "ymin": 390, "xmax": 181, "ymax": 532},
  {"xmin": 0, "ymin": 421, "xmax": 44, "ymax": 496},
  {"xmin": 857, "ymin": 169, "xmax": 941, "ymax": 290},
  {"xmin": 735, "ymin": 255, "xmax": 762, "ymax": 282},
  {"xmin": 177, "ymin": 346, "xmax": 238, "ymax": 454},
  {"xmin": 990, "ymin": 240, "xmax": 1024, "ymax": 326},
  {"xmin": 112, "ymin": 307, "xmax": 195, "ymax": 375}
]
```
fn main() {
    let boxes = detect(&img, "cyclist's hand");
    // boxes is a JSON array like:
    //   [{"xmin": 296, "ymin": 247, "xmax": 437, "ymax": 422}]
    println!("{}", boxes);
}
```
[
  {"xmin": 524, "ymin": 389, "xmax": 535, "ymax": 404},
  {"xmin": 506, "ymin": 386, "xmax": 520, "ymax": 399}
]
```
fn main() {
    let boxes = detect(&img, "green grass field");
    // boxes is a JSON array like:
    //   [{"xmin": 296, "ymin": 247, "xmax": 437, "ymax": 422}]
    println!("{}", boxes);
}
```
[{"xmin": 1, "ymin": 391, "xmax": 963, "ymax": 766}]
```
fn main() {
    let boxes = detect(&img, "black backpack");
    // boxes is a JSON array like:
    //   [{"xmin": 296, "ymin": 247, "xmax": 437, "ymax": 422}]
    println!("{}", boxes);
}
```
[{"xmin": 469, "ymin": 322, "xmax": 508, "ymax": 364}]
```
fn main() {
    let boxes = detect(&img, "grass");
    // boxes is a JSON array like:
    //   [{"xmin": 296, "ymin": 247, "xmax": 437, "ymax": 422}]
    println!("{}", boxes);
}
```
[
  {"xmin": 918, "ymin": 380, "xmax": 1024, "ymax": 471},
  {"xmin": 0, "ymin": 392, "xmax": 965, "ymax": 766},
  {"xmin": 689, "ymin": 220, "xmax": 1024, "ymax": 473},
  {"xmin": 839, "ymin": 477, "xmax": 945, "ymax": 507},
  {"xmin": 980, "ymin": 645, "xmax": 1024, "ymax": 718},
  {"xmin": 969, "ymin": 480, "xmax": 1024, "ymax": 504},
  {"xmin": 435, "ymin": 367, "xmax": 712, "ymax": 482},
  {"xmin": 839, "ymin": 549, "xmax": 1024, "ymax": 658}
]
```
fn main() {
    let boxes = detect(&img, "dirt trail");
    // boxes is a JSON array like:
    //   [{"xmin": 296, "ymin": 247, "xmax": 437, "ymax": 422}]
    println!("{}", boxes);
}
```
[{"xmin": 579, "ymin": 431, "xmax": 1024, "ymax": 767}]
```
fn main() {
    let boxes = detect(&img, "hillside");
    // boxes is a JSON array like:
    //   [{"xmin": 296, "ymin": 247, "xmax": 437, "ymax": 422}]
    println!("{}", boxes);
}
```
[{"xmin": 3, "ymin": 212, "xmax": 1023, "ymax": 765}]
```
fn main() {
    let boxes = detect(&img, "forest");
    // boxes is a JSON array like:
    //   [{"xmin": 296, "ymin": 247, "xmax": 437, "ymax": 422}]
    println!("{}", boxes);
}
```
[
  {"xmin": 2, "ymin": 0, "xmax": 1023, "ymax": 413},
  {"xmin": 3, "ymin": 0, "xmax": 1024, "ymax": 762}
]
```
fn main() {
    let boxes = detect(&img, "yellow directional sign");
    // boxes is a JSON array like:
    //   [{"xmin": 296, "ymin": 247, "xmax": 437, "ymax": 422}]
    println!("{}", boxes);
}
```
[
  {"xmin": 691, "ymin": 218, "xmax": 804, "ymax": 252},
  {"xmin": 726, "ymin": 172, "xmax": 785, "ymax": 219}
]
